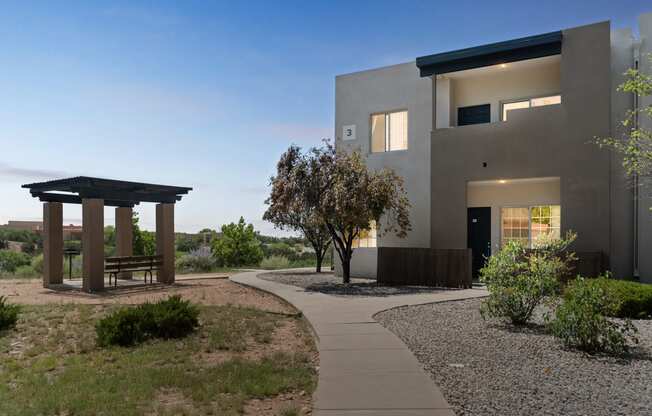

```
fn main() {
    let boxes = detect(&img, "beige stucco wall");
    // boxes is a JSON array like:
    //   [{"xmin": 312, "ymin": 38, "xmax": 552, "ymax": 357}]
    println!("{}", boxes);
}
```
[
  {"xmin": 335, "ymin": 61, "xmax": 432, "ymax": 277},
  {"xmin": 431, "ymin": 22, "xmax": 617, "ymax": 273},
  {"xmin": 467, "ymin": 178, "xmax": 561, "ymax": 251},
  {"xmin": 447, "ymin": 57, "xmax": 561, "ymax": 124}
]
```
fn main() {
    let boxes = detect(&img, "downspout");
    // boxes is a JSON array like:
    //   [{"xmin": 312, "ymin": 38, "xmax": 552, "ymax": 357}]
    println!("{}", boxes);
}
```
[{"xmin": 633, "ymin": 40, "xmax": 641, "ymax": 280}]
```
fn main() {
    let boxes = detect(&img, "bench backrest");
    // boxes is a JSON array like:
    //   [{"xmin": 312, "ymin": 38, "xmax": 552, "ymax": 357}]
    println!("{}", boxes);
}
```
[{"xmin": 105, "ymin": 255, "xmax": 164, "ymax": 271}]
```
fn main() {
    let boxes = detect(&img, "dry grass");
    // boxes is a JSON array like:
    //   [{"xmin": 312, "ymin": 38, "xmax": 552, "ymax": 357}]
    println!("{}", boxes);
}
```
[{"xmin": 0, "ymin": 281, "xmax": 317, "ymax": 416}]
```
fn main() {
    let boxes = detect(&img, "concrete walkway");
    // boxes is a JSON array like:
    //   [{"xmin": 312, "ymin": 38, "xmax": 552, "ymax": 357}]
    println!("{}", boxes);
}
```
[{"xmin": 231, "ymin": 271, "xmax": 488, "ymax": 416}]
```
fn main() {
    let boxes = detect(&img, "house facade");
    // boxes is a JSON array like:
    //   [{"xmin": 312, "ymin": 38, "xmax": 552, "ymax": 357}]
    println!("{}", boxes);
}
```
[{"xmin": 335, "ymin": 14, "xmax": 652, "ymax": 283}]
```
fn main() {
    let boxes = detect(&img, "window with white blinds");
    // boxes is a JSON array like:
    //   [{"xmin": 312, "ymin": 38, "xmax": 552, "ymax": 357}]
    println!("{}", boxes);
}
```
[{"xmin": 371, "ymin": 110, "xmax": 408, "ymax": 152}]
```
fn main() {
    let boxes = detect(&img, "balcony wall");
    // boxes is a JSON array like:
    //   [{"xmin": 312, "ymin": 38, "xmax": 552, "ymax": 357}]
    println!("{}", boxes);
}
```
[{"xmin": 430, "ymin": 22, "xmax": 614, "ymax": 261}]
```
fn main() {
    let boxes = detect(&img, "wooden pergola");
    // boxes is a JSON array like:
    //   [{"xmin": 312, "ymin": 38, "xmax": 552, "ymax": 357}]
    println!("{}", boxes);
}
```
[{"xmin": 22, "ymin": 176, "xmax": 192, "ymax": 292}]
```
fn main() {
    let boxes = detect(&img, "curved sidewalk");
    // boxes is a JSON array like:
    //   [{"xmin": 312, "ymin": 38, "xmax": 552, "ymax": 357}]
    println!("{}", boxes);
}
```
[{"xmin": 231, "ymin": 270, "xmax": 487, "ymax": 416}]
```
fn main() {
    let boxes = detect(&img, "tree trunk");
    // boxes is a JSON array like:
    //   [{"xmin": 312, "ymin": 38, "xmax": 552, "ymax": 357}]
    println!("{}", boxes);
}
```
[
  {"xmin": 342, "ymin": 255, "xmax": 351, "ymax": 284},
  {"xmin": 315, "ymin": 251, "xmax": 323, "ymax": 273}
]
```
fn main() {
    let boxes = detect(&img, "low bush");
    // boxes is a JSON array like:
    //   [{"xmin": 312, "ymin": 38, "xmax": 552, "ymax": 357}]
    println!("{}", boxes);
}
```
[
  {"xmin": 480, "ymin": 232, "xmax": 576, "ymax": 325},
  {"xmin": 176, "ymin": 247, "xmax": 217, "ymax": 273},
  {"xmin": 549, "ymin": 277, "xmax": 639, "ymax": 354},
  {"xmin": 589, "ymin": 278, "xmax": 652, "ymax": 319},
  {"xmin": 260, "ymin": 255, "xmax": 290, "ymax": 270},
  {"xmin": 0, "ymin": 296, "xmax": 20, "ymax": 331},
  {"xmin": 96, "ymin": 295, "xmax": 199, "ymax": 347},
  {"xmin": 13, "ymin": 265, "xmax": 39, "ymax": 278},
  {"xmin": 0, "ymin": 250, "xmax": 31, "ymax": 274}
]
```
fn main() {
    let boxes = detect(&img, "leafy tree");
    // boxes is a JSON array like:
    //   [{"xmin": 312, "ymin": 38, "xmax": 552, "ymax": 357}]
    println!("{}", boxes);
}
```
[
  {"xmin": 212, "ymin": 217, "xmax": 264, "ymax": 267},
  {"xmin": 132, "ymin": 213, "xmax": 156, "ymax": 256},
  {"xmin": 282, "ymin": 141, "xmax": 410, "ymax": 283},
  {"xmin": 597, "ymin": 54, "xmax": 652, "ymax": 186},
  {"xmin": 264, "ymin": 145, "xmax": 332, "ymax": 272}
]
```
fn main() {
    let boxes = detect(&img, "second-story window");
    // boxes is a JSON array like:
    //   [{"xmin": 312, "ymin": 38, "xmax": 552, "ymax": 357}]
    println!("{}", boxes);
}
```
[
  {"xmin": 501, "ymin": 95, "xmax": 561, "ymax": 121},
  {"xmin": 371, "ymin": 110, "xmax": 408, "ymax": 152}
]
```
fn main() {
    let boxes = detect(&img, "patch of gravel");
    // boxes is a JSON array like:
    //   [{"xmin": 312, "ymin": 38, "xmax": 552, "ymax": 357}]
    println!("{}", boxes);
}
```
[
  {"xmin": 375, "ymin": 298, "xmax": 652, "ymax": 416},
  {"xmin": 258, "ymin": 271, "xmax": 448, "ymax": 297}
]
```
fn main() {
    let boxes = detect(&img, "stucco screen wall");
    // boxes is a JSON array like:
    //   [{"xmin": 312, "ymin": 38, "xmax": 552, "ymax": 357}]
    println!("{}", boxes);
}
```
[
  {"xmin": 447, "ymin": 57, "xmax": 561, "ymax": 125},
  {"xmin": 467, "ymin": 178, "xmax": 561, "ymax": 252}
]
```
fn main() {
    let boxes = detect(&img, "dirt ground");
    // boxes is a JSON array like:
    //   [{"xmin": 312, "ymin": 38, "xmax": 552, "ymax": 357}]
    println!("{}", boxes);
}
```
[
  {"xmin": 0, "ymin": 275, "xmax": 294, "ymax": 314},
  {"xmin": 1, "ymin": 274, "xmax": 317, "ymax": 415}
]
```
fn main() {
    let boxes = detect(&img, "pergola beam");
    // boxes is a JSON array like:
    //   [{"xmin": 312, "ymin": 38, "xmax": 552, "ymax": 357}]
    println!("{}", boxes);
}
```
[{"xmin": 33, "ymin": 192, "xmax": 138, "ymax": 208}]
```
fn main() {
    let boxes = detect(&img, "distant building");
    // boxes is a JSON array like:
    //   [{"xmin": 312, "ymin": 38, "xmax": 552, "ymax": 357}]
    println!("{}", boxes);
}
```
[{"xmin": 2, "ymin": 220, "xmax": 83, "ymax": 239}]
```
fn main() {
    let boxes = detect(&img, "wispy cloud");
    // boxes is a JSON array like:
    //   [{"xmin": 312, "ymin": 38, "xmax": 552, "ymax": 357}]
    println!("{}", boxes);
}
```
[{"xmin": 0, "ymin": 162, "xmax": 69, "ymax": 182}]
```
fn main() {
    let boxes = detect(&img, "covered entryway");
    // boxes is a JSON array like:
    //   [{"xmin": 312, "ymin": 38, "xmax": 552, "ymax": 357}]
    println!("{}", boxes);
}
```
[
  {"xmin": 22, "ymin": 177, "xmax": 192, "ymax": 292},
  {"xmin": 467, "ymin": 177, "xmax": 561, "ymax": 252}
]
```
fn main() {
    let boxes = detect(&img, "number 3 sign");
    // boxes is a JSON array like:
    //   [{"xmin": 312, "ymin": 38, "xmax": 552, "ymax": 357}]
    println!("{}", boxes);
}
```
[{"xmin": 342, "ymin": 125, "xmax": 356, "ymax": 141}]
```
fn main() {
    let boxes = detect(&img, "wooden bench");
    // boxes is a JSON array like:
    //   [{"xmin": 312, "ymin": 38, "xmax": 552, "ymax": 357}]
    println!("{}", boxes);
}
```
[{"xmin": 105, "ymin": 255, "xmax": 164, "ymax": 286}]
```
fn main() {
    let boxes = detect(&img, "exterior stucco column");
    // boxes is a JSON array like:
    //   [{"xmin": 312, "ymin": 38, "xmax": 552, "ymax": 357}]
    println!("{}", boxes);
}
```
[
  {"xmin": 115, "ymin": 207, "xmax": 133, "ymax": 279},
  {"xmin": 82, "ymin": 198, "xmax": 105, "ymax": 292},
  {"xmin": 43, "ymin": 202, "xmax": 63, "ymax": 287},
  {"xmin": 156, "ymin": 203, "xmax": 175, "ymax": 284}
]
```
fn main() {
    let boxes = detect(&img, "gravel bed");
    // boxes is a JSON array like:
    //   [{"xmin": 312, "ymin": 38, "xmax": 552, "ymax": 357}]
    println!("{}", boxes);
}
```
[
  {"xmin": 258, "ymin": 271, "xmax": 448, "ymax": 297},
  {"xmin": 375, "ymin": 298, "xmax": 652, "ymax": 416}
]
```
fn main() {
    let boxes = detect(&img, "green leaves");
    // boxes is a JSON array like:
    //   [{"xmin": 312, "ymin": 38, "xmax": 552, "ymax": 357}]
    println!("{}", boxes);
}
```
[
  {"xmin": 212, "ymin": 217, "xmax": 264, "ymax": 267},
  {"xmin": 596, "ymin": 54, "xmax": 652, "ymax": 179},
  {"xmin": 479, "ymin": 232, "xmax": 576, "ymax": 325},
  {"xmin": 548, "ymin": 277, "xmax": 639, "ymax": 354}
]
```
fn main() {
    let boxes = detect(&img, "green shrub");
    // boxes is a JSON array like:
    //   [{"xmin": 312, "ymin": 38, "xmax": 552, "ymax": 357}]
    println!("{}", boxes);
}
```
[
  {"xmin": 589, "ymin": 278, "xmax": 652, "ymax": 319},
  {"xmin": 0, "ymin": 296, "xmax": 20, "ymax": 331},
  {"xmin": 149, "ymin": 295, "xmax": 200, "ymax": 339},
  {"xmin": 0, "ymin": 250, "xmax": 31, "ymax": 274},
  {"xmin": 549, "ymin": 277, "xmax": 639, "ymax": 354},
  {"xmin": 480, "ymin": 232, "xmax": 576, "ymax": 325},
  {"xmin": 30, "ymin": 254, "xmax": 44, "ymax": 274},
  {"xmin": 96, "ymin": 295, "xmax": 199, "ymax": 347},
  {"xmin": 260, "ymin": 255, "xmax": 291, "ymax": 270},
  {"xmin": 14, "ymin": 265, "xmax": 38, "ymax": 279}
]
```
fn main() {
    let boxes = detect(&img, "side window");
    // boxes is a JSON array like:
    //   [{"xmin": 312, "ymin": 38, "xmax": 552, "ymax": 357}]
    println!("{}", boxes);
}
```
[{"xmin": 370, "ymin": 110, "xmax": 408, "ymax": 152}]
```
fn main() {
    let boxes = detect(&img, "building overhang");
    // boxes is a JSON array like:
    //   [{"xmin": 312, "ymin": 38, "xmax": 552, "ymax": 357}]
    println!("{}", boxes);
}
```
[{"xmin": 415, "ymin": 31, "xmax": 562, "ymax": 77}]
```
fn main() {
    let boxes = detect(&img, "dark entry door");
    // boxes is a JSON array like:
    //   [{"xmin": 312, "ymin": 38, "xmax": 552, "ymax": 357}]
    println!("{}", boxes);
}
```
[{"xmin": 467, "ymin": 207, "xmax": 491, "ymax": 279}]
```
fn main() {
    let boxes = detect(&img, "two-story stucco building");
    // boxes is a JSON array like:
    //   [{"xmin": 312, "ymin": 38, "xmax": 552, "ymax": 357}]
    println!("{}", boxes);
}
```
[{"xmin": 335, "ymin": 13, "xmax": 652, "ymax": 283}]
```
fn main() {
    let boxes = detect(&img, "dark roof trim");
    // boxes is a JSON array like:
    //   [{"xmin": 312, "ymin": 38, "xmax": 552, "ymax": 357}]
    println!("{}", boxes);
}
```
[
  {"xmin": 416, "ymin": 31, "xmax": 562, "ymax": 77},
  {"xmin": 22, "ymin": 176, "xmax": 192, "ymax": 204},
  {"xmin": 33, "ymin": 192, "xmax": 138, "ymax": 208}
]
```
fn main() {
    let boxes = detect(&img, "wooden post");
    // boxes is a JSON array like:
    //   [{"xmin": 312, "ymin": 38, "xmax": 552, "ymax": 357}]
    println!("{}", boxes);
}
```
[
  {"xmin": 82, "ymin": 199, "xmax": 105, "ymax": 292},
  {"xmin": 115, "ymin": 207, "xmax": 133, "ymax": 279},
  {"xmin": 156, "ymin": 203, "xmax": 175, "ymax": 284},
  {"xmin": 43, "ymin": 202, "xmax": 63, "ymax": 287}
]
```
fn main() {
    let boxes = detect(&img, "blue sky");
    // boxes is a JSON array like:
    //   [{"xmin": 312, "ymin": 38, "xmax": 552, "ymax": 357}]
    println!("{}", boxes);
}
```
[{"xmin": 0, "ymin": 1, "xmax": 649, "ymax": 234}]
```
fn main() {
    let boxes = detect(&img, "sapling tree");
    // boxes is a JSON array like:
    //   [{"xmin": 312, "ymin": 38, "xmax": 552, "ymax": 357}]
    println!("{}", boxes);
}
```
[{"xmin": 597, "ymin": 54, "xmax": 652, "ymax": 185}]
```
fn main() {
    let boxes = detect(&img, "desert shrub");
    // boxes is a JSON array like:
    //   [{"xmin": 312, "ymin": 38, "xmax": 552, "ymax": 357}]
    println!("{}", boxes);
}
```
[
  {"xmin": 14, "ymin": 265, "xmax": 38, "ymax": 278},
  {"xmin": 480, "ymin": 232, "xmax": 576, "ymax": 325},
  {"xmin": 148, "ymin": 295, "xmax": 200, "ymax": 339},
  {"xmin": 588, "ymin": 278, "xmax": 652, "ymax": 319},
  {"xmin": 176, "ymin": 246, "xmax": 217, "ymax": 273},
  {"xmin": 0, "ymin": 296, "xmax": 20, "ymax": 331},
  {"xmin": 0, "ymin": 250, "xmax": 31, "ymax": 274},
  {"xmin": 96, "ymin": 295, "xmax": 199, "ymax": 347},
  {"xmin": 260, "ymin": 255, "xmax": 291, "ymax": 270},
  {"xmin": 549, "ymin": 277, "xmax": 639, "ymax": 354},
  {"xmin": 30, "ymin": 254, "xmax": 44, "ymax": 274}
]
